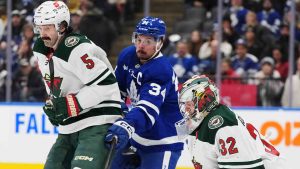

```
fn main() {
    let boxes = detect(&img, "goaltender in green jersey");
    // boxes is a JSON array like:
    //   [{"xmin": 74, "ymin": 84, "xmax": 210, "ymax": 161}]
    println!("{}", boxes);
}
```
[{"xmin": 32, "ymin": 1, "xmax": 122, "ymax": 169}]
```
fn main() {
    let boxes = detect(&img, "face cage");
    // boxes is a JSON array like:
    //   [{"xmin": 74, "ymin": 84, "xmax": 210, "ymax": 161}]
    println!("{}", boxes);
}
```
[{"xmin": 176, "ymin": 99, "xmax": 207, "ymax": 139}]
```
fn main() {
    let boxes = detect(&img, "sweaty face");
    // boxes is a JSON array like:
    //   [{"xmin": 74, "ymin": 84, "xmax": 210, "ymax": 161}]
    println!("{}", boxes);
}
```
[
  {"xmin": 134, "ymin": 35, "xmax": 160, "ymax": 62},
  {"xmin": 36, "ymin": 24, "xmax": 59, "ymax": 48}
]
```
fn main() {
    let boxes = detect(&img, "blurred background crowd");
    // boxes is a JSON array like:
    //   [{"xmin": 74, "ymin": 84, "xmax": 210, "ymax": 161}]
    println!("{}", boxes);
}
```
[{"xmin": 0, "ymin": 0, "xmax": 299, "ymax": 108}]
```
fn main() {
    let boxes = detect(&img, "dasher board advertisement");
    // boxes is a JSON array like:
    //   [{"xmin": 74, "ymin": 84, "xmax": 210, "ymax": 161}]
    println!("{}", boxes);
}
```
[{"xmin": 0, "ymin": 103, "xmax": 299, "ymax": 169}]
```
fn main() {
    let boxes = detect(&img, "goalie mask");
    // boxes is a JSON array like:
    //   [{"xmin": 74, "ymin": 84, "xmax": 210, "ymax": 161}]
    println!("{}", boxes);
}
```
[
  {"xmin": 34, "ymin": 1, "xmax": 70, "ymax": 33},
  {"xmin": 175, "ymin": 75, "xmax": 220, "ymax": 138}
]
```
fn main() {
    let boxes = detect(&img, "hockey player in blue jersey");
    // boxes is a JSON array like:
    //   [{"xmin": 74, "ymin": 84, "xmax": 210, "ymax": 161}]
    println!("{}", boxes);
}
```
[{"xmin": 105, "ymin": 16, "xmax": 184, "ymax": 169}]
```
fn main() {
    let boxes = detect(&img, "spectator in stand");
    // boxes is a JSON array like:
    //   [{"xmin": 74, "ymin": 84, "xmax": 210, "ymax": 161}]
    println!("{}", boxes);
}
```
[
  {"xmin": 17, "ymin": 40, "xmax": 32, "ymax": 60},
  {"xmin": 189, "ymin": 30, "xmax": 203, "ymax": 57},
  {"xmin": 22, "ymin": 24, "xmax": 36, "ymax": 48},
  {"xmin": 281, "ymin": 57, "xmax": 300, "ymax": 107},
  {"xmin": 198, "ymin": 31, "xmax": 232, "ymax": 60},
  {"xmin": 242, "ymin": 11, "xmax": 275, "ymax": 57},
  {"xmin": 12, "ymin": 58, "xmax": 46, "ymax": 102},
  {"xmin": 222, "ymin": 16, "xmax": 240, "ymax": 47},
  {"xmin": 257, "ymin": 0, "xmax": 282, "ymax": 36},
  {"xmin": 0, "ymin": 5, "xmax": 5, "ymax": 40},
  {"xmin": 79, "ymin": 2, "xmax": 118, "ymax": 55},
  {"xmin": 221, "ymin": 58, "xmax": 240, "ymax": 84},
  {"xmin": 272, "ymin": 47, "xmax": 289, "ymax": 81},
  {"xmin": 283, "ymin": 0, "xmax": 300, "ymax": 42},
  {"xmin": 231, "ymin": 38, "xmax": 259, "ymax": 82},
  {"xmin": 168, "ymin": 40, "xmax": 198, "ymax": 83},
  {"xmin": 224, "ymin": 0, "xmax": 249, "ymax": 34},
  {"xmin": 0, "ymin": 10, "xmax": 27, "ymax": 58},
  {"xmin": 184, "ymin": 0, "xmax": 204, "ymax": 8},
  {"xmin": 244, "ymin": 26, "xmax": 264, "ymax": 60},
  {"xmin": 162, "ymin": 34, "xmax": 181, "ymax": 56},
  {"xmin": 198, "ymin": 40, "xmax": 224, "ymax": 75},
  {"xmin": 276, "ymin": 23, "xmax": 299, "ymax": 62},
  {"xmin": 70, "ymin": 10, "xmax": 83, "ymax": 34},
  {"xmin": 254, "ymin": 57, "xmax": 283, "ymax": 107}
]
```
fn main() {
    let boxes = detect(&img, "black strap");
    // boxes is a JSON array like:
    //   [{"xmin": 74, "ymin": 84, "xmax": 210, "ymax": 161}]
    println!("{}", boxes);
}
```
[{"xmin": 48, "ymin": 50, "xmax": 54, "ymax": 98}]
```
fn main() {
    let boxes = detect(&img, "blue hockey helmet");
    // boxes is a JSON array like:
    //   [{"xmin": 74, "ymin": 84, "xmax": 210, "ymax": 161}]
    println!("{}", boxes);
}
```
[{"xmin": 134, "ymin": 16, "xmax": 166, "ymax": 41}]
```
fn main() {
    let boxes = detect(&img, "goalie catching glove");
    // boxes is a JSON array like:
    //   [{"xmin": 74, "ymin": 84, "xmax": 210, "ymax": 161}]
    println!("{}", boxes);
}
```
[{"xmin": 43, "ymin": 94, "xmax": 83, "ymax": 126}]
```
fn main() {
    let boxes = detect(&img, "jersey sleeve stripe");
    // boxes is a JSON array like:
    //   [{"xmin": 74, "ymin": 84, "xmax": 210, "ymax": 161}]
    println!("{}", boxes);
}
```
[
  {"xmin": 136, "ymin": 106, "xmax": 155, "ymax": 125},
  {"xmin": 218, "ymin": 158, "xmax": 264, "ymax": 169},
  {"xmin": 97, "ymin": 73, "xmax": 117, "ymax": 85},
  {"xmin": 86, "ymin": 68, "xmax": 109, "ymax": 86},
  {"xmin": 79, "ymin": 100, "xmax": 121, "ymax": 114},
  {"xmin": 137, "ymin": 100, "xmax": 160, "ymax": 114},
  {"xmin": 61, "ymin": 107, "xmax": 122, "ymax": 125}
]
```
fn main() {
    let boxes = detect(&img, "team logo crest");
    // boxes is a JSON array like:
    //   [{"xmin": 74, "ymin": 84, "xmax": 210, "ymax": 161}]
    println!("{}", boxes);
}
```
[
  {"xmin": 44, "ymin": 73, "xmax": 63, "ymax": 97},
  {"xmin": 65, "ymin": 36, "xmax": 79, "ymax": 47},
  {"xmin": 127, "ymin": 80, "xmax": 140, "ymax": 106},
  {"xmin": 208, "ymin": 115, "xmax": 224, "ymax": 129}
]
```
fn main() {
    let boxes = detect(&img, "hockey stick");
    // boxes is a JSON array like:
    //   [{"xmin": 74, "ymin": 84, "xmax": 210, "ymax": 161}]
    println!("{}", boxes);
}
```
[{"xmin": 104, "ymin": 136, "xmax": 118, "ymax": 169}]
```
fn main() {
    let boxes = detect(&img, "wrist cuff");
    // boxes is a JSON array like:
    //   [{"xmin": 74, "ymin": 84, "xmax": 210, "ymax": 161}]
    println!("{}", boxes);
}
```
[
  {"xmin": 115, "ymin": 120, "xmax": 135, "ymax": 138},
  {"xmin": 65, "ymin": 94, "xmax": 81, "ymax": 117}
]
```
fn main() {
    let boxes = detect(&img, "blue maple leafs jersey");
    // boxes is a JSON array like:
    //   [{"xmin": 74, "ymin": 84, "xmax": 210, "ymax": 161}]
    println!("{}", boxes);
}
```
[{"xmin": 115, "ymin": 45, "xmax": 184, "ymax": 152}]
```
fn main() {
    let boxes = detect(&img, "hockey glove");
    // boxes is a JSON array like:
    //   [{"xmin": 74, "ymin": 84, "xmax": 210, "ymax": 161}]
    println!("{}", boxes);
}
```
[
  {"xmin": 105, "ymin": 120, "xmax": 135, "ymax": 151},
  {"xmin": 43, "ymin": 94, "xmax": 82, "ymax": 125}
]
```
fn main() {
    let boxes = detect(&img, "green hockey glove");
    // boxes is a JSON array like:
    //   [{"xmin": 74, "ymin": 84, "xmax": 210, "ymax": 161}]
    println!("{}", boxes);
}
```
[{"xmin": 43, "ymin": 94, "xmax": 83, "ymax": 124}]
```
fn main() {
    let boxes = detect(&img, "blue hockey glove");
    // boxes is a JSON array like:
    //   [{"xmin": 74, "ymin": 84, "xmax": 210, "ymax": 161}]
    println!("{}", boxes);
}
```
[
  {"xmin": 43, "ymin": 94, "xmax": 82, "ymax": 125},
  {"xmin": 105, "ymin": 120, "xmax": 135, "ymax": 151}
]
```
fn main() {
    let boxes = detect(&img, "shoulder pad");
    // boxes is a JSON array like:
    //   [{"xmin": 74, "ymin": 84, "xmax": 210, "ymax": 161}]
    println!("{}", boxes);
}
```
[{"xmin": 55, "ymin": 33, "xmax": 92, "ymax": 62}]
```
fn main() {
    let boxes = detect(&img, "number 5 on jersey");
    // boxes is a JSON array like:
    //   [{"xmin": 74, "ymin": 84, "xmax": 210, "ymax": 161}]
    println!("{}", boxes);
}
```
[{"xmin": 81, "ymin": 54, "xmax": 95, "ymax": 69}]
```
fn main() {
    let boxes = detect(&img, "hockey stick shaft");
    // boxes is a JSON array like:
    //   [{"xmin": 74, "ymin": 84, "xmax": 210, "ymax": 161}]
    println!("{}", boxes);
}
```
[{"xmin": 104, "ymin": 136, "xmax": 117, "ymax": 169}]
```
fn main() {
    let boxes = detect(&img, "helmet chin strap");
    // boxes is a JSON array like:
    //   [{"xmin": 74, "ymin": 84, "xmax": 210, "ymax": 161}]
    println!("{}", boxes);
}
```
[{"xmin": 140, "ymin": 41, "xmax": 163, "ymax": 63}]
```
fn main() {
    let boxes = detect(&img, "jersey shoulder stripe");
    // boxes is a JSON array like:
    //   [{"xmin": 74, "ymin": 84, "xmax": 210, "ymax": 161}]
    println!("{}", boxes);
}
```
[
  {"xmin": 196, "ymin": 104, "xmax": 238, "ymax": 144},
  {"xmin": 86, "ymin": 68, "xmax": 110, "ymax": 86},
  {"xmin": 97, "ymin": 73, "xmax": 117, "ymax": 85}
]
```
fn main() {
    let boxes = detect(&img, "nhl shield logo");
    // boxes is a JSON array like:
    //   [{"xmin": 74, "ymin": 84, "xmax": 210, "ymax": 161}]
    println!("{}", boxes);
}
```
[
  {"xmin": 208, "ymin": 115, "xmax": 224, "ymax": 129},
  {"xmin": 65, "ymin": 36, "xmax": 79, "ymax": 47}
]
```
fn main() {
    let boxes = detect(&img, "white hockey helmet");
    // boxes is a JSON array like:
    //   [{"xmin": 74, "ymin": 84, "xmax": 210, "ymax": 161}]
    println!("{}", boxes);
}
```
[
  {"xmin": 178, "ymin": 75, "xmax": 220, "ymax": 133},
  {"xmin": 34, "ymin": 1, "xmax": 70, "ymax": 32}
]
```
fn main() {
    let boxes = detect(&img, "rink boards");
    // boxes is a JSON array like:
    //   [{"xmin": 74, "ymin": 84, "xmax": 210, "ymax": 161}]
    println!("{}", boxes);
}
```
[{"xmin": 0, "ymin": 103, "xmax": 299, "ymax": 169}]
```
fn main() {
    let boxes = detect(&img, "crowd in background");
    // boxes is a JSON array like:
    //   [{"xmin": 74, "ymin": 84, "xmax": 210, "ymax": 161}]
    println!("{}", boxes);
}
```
[
  {"xmin": 0, "ymin": 0, "xmax": 299, "ymax": 107},
  {"xmin": 0, "ymin": 0, "xmax": 136, "ymax": 102},
  {"xmin": 163, "ymin": 0, "xmax": 300, "ymax": 107}
]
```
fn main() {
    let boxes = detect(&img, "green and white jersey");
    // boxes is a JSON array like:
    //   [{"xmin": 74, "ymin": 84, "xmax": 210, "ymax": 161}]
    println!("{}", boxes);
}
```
[
  {"xmin": 33, "ymin": 33, "xmax": 122, "ymax": 134},
  {"xmin": 187, "ymin": 104, "xmax": 286, "ymax": 169}
]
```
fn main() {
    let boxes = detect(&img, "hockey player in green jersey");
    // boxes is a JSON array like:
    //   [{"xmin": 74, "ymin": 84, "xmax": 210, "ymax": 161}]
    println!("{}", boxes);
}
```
[
  {"xmin": 32, "ymin": 1, "xmax": 122, "ymax": 168},
  {"xmin": 176, "ymin": 75, "xmax": 288, "ymax": 169}
]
